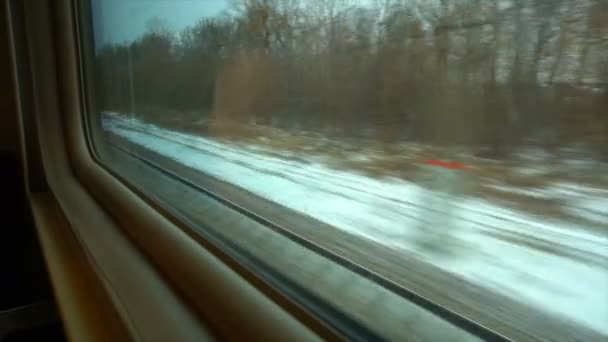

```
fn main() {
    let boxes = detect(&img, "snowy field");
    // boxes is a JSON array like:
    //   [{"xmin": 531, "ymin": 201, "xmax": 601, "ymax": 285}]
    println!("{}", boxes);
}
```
[{"xmin": 103, "ymin": 112, "xmax": 608, "ymax": 336}]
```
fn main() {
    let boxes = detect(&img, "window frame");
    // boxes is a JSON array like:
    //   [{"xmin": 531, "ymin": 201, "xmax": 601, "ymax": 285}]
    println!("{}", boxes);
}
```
[{"xmin": 10, "ymin": 0, "xmax": 343, "ymax": 340}]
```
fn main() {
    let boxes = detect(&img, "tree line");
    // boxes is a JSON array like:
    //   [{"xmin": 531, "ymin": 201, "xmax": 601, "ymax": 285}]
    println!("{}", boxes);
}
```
[{"xmin": 94, "ymin": 0, "xmax": 608, "ymax": 157}]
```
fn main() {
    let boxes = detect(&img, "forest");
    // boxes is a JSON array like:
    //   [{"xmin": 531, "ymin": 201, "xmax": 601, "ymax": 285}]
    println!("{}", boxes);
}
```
[{"xmin": 94, "ymin": 0, "xmax": 608, "ymax": 158}]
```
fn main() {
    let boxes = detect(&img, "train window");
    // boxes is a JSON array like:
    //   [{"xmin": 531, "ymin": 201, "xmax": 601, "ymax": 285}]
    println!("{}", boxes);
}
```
[{"xmin": 84, "ymin": 0, "xmax": 608, "ymax": 340}]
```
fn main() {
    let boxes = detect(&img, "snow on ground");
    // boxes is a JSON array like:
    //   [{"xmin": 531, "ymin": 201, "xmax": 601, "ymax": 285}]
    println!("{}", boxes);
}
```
[{"xmin": 104, "ymin": 113, "xmax": 608, "ymax": 335}]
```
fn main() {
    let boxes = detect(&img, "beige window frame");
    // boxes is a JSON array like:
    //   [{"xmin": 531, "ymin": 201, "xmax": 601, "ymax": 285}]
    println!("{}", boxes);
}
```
[{"xmin": 7, "ymin": 0, "xmax": 341, "ymax": 340}]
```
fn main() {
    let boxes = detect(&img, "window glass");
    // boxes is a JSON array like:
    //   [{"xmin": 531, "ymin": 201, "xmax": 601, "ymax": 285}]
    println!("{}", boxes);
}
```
[{"xmin": 87, "ymin": 0, "xmax": 608, "ymax": 340}]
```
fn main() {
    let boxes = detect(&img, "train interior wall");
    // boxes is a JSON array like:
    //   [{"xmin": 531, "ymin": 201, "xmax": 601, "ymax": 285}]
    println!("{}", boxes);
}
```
[{"xmin": 0, "ymin": 2, "xmax": 65, "ymax": 341}]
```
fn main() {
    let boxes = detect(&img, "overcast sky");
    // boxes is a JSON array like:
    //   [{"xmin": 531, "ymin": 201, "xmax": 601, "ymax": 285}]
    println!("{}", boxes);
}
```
[{"xmin": 92, "ymin": 0, "xmax": 229, "ymax": 47}]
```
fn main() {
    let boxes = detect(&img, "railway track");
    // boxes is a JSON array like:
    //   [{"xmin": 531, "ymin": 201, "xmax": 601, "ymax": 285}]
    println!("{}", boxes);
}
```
[{"xmin": 101, "ymin": 130, "xmax": 607, "ymax": 342}]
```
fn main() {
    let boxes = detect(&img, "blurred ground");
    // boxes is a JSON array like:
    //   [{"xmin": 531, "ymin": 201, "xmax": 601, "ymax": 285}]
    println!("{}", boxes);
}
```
[
  {"xmin": 126, "ymin": 111, "xmax": 608, "ymax": 228},
  {"xmin": 103, "ymin": 112, "xmax": 608, "ymax": 338}
]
